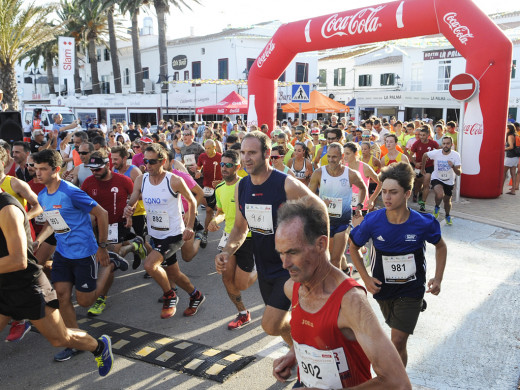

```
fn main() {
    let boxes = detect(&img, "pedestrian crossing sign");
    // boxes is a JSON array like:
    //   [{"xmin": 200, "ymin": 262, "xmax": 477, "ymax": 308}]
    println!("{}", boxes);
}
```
[{"xmin": 291, "ymin": 84, "xmax": 310, "ymax": 103}]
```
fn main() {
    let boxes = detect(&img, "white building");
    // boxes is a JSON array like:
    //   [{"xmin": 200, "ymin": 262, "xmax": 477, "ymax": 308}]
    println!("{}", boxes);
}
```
[
  {"xmin": 317, "ymin": 11, "xmax": 520, "ymax": 123},
  {"xmin": 17, "ymin": 20, "xmax": 318, "ymax": 126}
]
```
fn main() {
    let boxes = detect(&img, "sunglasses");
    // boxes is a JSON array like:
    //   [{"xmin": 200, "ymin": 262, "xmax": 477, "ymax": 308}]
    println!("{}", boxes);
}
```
[
  {"xmin": 182, "ymin": 133, "xmax": 192, "ymax": 136},
  {"xmin": 27, "ymin": 163, "xmax": 35, "ymax": 167},
  {"xmin": 109, "ymin": 135, "xmax": 115, "ymax": 137},
  {"xmin": 78, "ymin": 151, "xmax": 90, "ymax": 155},
  {"xmin": 89, "ymin": 167, "xmax": 103, "ymax": 172},
  {"xmin": 270, "ymin": 155, "xmax": 283, "ymax": 160},
  {"xmin": 295, "ymin": 132, "xmax": 302, "ymax": 135},
  {"xmin": 133, "ymin": 145, "xmax": 141, "ymax": 149},
  {"xmin": 220, "ymin": 162, "xmax": 236, "ymax": 168},
  {"xmin": 327, "ymin": 137, "xmax": 338, "ymax": 141},
  {"xmin": 144, "ymin": 158, "xmax": 163, "ymax": 165}
]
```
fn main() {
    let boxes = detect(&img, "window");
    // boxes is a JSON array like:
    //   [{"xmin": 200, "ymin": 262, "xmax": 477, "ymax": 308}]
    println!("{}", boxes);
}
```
[
  {"xmin": 512, "ymin": 60, "xmax": 517, "ymax": 79},
  {"xmin": 333, "ymin": 68, "xmax": 346, "ymax": 86},
  {"xmin": 124, "ymin": 68, "xmax": 130, "ymax": 85},
  {"xmin": 96, "ymin": 48, "xmax": 102, "ymax": 62},
  {"xmin": 278, "ymin": 71, "xmax": 286, "ymax": 82},
  {"xmin": 411, "ymin": 63, "xmax": 423, "ymax": 91},
  {"xmin": 104, "ymin": 48, "xmax": 110, "ymax": 61},
  {"xmin": 295, "ymin": 62, "xmax": 309, "ymax": 82},
  {"xmin": 247, "ymin": 58, "xmax": 255, "ymax": 76},
  {"xmin": 101, "ymin": 75, "xmax": 110, "ymax": 94},
  {"xmin": 192, "ymin": 61, "xmax": 201, "ymax": 79},
  {"xmin": 142, "ymin": 67, "xmax": 149, "ymax": 80},
  {"xmin": 184, "ymin": 70, "xmax": 189, "ymax": 80},
  {"xmin": 358, "ymin": 74, "xmax": 372, "ymax": 87},
  {"xmin": 380, "ymin": 73, "xmax": 395, "ymax": 86},
  {"xmin": 437, "ymin": 60, "xmax": 451, "ymax": 91},
  {"xmin": 319, "ymin": 69, "xmax": 327, "ymax": 87},
  {"xmin": 218, "ymin": 58, "xmax": 228, "ymax": 80},
  {"xmin": 173, "ymin": 72, "xmax": 179, "ymax": 81}
]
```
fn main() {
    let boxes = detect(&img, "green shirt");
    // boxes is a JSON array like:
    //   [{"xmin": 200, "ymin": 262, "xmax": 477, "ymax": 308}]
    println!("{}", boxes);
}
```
[{"xmin": 215, "ymin": 178, "xmax": 251, "ymax": 237}]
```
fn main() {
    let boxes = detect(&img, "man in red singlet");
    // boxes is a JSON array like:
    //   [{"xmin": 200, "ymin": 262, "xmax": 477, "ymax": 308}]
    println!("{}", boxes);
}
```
[{"xmin": 272, "ymin": 196, "xmax": 410, "ymax": 389}]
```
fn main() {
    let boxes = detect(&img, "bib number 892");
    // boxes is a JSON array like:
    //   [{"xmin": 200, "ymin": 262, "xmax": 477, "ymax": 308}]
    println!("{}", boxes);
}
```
[
  {"xmin": 152, "ymin": 215, "xmax": 163, "ymax": 223},
  {"xmin": 301, "ymin": 361, "xmax": 322, "ymax": 379}
]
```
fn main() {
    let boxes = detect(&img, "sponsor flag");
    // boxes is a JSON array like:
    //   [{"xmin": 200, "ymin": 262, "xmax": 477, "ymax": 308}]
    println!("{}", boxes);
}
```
[{"xmin": 58, "ymin": 37, "xmax": 75, "ymax": 76}]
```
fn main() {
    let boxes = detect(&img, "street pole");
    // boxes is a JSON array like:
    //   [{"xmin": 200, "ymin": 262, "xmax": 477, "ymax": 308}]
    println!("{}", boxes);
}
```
[
  {"xmin": 455, "ymin": 101, "xmax": 465, "ymax": 203},
  {"xmin": 299, "ymin": 103, "xmax": 302, "ymax": 125}
]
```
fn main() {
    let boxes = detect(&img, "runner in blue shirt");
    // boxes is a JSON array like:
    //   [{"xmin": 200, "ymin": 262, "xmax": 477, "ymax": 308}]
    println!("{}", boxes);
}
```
[
  {"xmin": 33, "ymin": 149, "xmax": 128, "ymax": 362},
  {"xmin": 349, "ymin": 162, "xmax": 447, "ymax": 368}
]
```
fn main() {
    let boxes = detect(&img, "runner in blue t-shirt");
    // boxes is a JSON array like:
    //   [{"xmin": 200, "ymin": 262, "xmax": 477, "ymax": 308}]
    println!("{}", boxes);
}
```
[
  {"xmin": 349, "ymin": 162, "xmax": 447, "ymax": 368},
  {"xmin": 33, "ymin": 149, "xmax": 128, "ymax": 362}
]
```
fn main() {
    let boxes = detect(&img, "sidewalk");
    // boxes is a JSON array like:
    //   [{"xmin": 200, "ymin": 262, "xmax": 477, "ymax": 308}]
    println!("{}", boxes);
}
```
[{"xmin": 411, "ymin": 181, "xmax": 520, "ymax": 232}]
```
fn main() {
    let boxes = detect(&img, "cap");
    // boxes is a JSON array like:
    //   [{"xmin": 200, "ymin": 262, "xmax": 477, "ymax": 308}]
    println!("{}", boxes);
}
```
[
  {"xmin": 310, "ymin": 129, "xmax": 320, "ymax": 135},
  {"xmin": 33, "ymin": 129, "xmax": 44, "ymax": 136},
  {"xmin": 319, "ymin": 135, "xmax": 326, "ymax": 141},
  {"xmin": 355, "ymin": 128, "xmax": 363, "ymax": 132},
  {"xmin": 295, "ymin": 125, "xmax": 305, "ymax": 131},
  {"xmin": 129, "ymin": 122, "xmax": 135, "ymax": 126},
  {"xmin": 139, "ymin": 137, "xmax": 153, "ymax": 144},
  {"xmin": 85, "ymin": 156, "xmax": 109, "ymax": 169}
]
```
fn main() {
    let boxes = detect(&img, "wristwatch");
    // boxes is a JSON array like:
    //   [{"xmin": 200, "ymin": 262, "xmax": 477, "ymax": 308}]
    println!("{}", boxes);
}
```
[
  {"xmin": 98, "ymin": 241, "xmax": 109, "ymax": 248},
  {"xmin": 356, "ymin": 203, "xmax": 364, "ymax": 209}
]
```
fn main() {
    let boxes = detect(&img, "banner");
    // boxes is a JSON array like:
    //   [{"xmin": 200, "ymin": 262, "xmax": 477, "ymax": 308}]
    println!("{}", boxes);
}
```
[{"xmin": 58, "ymin": 37, "xmax": 75, "ymax": 77}]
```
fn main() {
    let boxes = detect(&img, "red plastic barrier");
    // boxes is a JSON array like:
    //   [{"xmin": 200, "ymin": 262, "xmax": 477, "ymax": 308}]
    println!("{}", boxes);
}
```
[{"xmin": 247, "ymin": 0, "xmax": 512, "ymax": 198}]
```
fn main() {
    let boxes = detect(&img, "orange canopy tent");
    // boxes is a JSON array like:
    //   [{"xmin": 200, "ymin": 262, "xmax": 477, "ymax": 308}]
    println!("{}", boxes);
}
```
[{"xmin": 281, "ymin": 90, "xmax": 350, "ymax": 113}]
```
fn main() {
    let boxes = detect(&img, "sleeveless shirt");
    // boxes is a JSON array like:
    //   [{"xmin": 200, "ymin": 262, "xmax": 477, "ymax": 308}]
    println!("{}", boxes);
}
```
[
  {"xmin": 291, "ymin": 278, "xmax": 372, "ymax": 388},
  {"xmin": 291, "ymin": 159, "xmax": 307, "ymax": 180},
  {"xmin": 319, "ymin": 166, "xmax": 352, "ymax": 226}
]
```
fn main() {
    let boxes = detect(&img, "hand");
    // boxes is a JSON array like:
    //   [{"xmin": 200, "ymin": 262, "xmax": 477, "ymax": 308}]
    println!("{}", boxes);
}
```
[
  {"xmin": 182, "ymin": 227, "xmax": 194, "ymax": 241},
  {"xmin": 364, "ymin": 276, "xmax": 382, "ymax": 295},
  {"xmin": 123, "ymin": 205, "xmax": 135, "ymax": 218},
  {"xmin": 415, "ymin": 162, "xmax": 421, "ymax": 169},
  {"xmin": 97, "ymin": 247, "xmax": 110, "ymax": 267},
  {"xmin": 212, "ymin": 180, "xmax": 221, "ymax": 188},
  {"xmin": 208, "ymin": 220, "xmax": 220, "ymax": 232},
  {"xmin": 448, "ymin": 161, "xmax": 454, "ymax": 168},
  {"xmin": 351, "ymin": 213, "xmax": 364, "ymax": 227},
  {"xmin": 195, "ymin": 171, "xmax": 201, "ymax": 179},
  {"xmin": 215, "ymin": 251, "xmax": 230, "ymax": 274},
  {"xmin": 426, "ymin": 278, "xmax": 442, "ymax": 295},
  {"xmin": 273, "ymin": 351, "xmax": 297, "ymax": 382},
  {"xmin": 124, "ymin": 216, "xmax": 132, "ymax": 229},
  {"xmin": 367, "ymin": 200, "xmax": 375, "ymax": 210},
  {"xmin": 189, "ymin": 165, "xmax": 197, "ymax": 173}
]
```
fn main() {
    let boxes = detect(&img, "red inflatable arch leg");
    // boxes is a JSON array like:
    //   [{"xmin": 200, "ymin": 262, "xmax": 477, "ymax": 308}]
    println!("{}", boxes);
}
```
[{"xmin": 247, "ymin": 0, "xmax": 512, "ymax": 198}]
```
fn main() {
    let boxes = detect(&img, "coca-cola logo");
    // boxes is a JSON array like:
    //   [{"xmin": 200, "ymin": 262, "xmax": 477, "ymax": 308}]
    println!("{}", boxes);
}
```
[
  {"xmin": 443, "ymin": 12, "xmax": 474, "ymax": 45},
  {"xmin": 321, "ymin": 6, "xmax": 385, "ymax": 39},
  {"xmin": 257, "ymin": 40, "xmax": 275, "ymax": 68},
  {"xmin": 229, "ymin": 108, "xmax": 240, "ymax": 113},
  {"xmin": 464, "ymin": 123, "xmax": 483, "ymax": 135}
]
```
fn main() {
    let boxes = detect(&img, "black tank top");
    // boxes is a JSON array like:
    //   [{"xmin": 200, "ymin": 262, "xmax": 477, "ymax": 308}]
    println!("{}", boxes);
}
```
[{"xmin": 0, "ymin": 193, "xmax": 42, "ymax": 290}]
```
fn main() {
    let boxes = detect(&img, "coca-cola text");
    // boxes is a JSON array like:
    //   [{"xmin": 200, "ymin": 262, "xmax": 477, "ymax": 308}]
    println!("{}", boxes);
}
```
[
  {"xmin": 257, "ymin": 40, "xmax": 275, "ymax": 68},
  {"xmin": 321, "ymin": 6, "xmax": 385, "ymax": 39},
  {"xmin": 464, "ymin": 123, "xmax": 483, "ymax": 135},
  {"xmin": 443, "ymin": 12, "xmax": 474, "ymax": 45}
]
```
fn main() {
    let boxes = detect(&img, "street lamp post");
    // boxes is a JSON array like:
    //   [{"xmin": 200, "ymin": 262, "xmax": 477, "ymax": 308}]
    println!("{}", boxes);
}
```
[{"xmin": 156, "ymin": 74, "xmax": 175, "ymax": 115}]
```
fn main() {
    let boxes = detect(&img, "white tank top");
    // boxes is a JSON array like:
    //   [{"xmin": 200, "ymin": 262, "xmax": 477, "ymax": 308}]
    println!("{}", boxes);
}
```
[
  {"xmin": 77, "ymin": 164, "xmax": 92, "ymax": 186},
  {"xmin": 141, "ymin": 172, "xmax": 184, "ymax": 239},
  {"xmin": 319, "ymin": 165, "xmax": 352, "ymax": 224}
]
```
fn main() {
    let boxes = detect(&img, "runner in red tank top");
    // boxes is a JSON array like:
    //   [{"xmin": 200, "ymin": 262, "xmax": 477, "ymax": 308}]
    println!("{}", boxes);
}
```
[{"xmin": 272, "ymin": 197, "xmax": 411, "ymax": 389}]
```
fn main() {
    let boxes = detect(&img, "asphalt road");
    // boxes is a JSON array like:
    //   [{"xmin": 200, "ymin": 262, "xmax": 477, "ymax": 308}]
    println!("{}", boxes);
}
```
[{"xmin": 1, "ymin": 213, "xmax": 519, "ymax": 390}]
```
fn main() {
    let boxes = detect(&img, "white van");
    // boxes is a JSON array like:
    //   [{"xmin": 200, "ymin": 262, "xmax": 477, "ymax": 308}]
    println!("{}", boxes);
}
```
[{"xmin": 22, "ymin": 105, "xmax": 77, "ymax": 133}]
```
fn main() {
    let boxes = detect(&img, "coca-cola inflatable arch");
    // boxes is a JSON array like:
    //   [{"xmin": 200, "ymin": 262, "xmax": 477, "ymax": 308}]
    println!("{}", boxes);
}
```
[{"xmin": 247, "ymin": 0, "xmax": 512, "ymax": 198}]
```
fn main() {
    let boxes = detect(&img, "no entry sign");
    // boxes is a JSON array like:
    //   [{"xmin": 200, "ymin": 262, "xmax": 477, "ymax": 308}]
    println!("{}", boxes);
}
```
[{"xmin": 449, "ymin": 73, "xmax": 479, "ymax": 101}]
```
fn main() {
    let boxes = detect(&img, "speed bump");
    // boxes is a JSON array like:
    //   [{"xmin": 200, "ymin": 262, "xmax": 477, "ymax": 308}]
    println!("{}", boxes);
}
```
[{"xmin": 77, "ymin": 315, "xmax": 254, "ymax": 383}]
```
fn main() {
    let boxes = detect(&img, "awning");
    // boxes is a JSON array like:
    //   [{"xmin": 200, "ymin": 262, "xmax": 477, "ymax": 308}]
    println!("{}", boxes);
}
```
[
  {"xmin": 346, "ymin": 98, "xmax": 356, "ymax": 107},
  {"xmin": 281, "ymin": 90, "xmax": 350, "ymax": 114},
  {"xmin": 195, "ymin": 91, "xmax": 247, "ymax": 115}
]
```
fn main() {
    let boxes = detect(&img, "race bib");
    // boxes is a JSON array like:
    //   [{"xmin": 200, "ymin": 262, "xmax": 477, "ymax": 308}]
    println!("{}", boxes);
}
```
[
  {"xmin": 108, "ymin": 223, "xmax": 119, "ymax": 244},
  {"xmin": 323, "ymin": 196, "xmax": 342, "ymax": 218},
  {"xmin": 184, "ymin": 154, "xmax": 196, "ymax": 166},
  {"xmin": 414, "ymin": 168, "xmax": 421, "ymax": 176},
  {"xmin": 351, "ymin": 192, "xmax": 359, "ymax": 208},
  {"xmin": 35, "ymin": 213, "xmax": 46, "ymax": 225},
  {"xmin": 245, "ymin": 204, "xmax": 274, "ymax": 235},
  {"xmin": 149, "ymin": 210, "xmax": 170, "ymax": 231},
  {"xmin": 218, "ymin": 232, "xmax": 228, "ymax": 251},
  {"xmin": 44, "ymin": 210, "xmax": 71, "ymax": 234},
  {"xmin": 382, "ymin": 254, "xmax": 417, "ymax": 284},
  {"xmin": 203, "ymin": 186, "xmax": 215, "ymax": 197},
  {"xmin": 438, "ymin": 170, "xmax": 450, "ymax": 180},
  {"xmin": 293, "ymin": 341, "xmax": 345, "ymax": 389}
]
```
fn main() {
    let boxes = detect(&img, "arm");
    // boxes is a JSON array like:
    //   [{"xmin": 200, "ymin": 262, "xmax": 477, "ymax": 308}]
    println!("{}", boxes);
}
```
[
  {"xmin": 129, "ymin": 167, "xmax": 142, "ymax": 182},
  {"xmin": 339, "ymin": 289, "xmax": 411, "ymax": 389},
  {"xmin": 70, "ymin": 166, "xmax": 80, "ymax": 185},
  {"xmin": 450, "ymin": 163, "xmax": 461, "ymax": 176},
  {"xmin": 0, "ymin": 205, "xmax": 29, "ymax": 273},
  {"xmin": 173, "ymin": 159, "xmax": 188, "ymax": 174},
  {"xmin": 313, "ymin": 146, "xmax": 323, "ymax": 167},
  {"xmin": 420, "ymin": 153, "xmax": 430, "ymax": 175},
  {"xmin": 505, "ymin": 135, "xmax": 515, "ymax": 151},
  {"xmin": 11, "ymin": 178, "xmax": 42, "ymax": 220},
  {"xmin": 208, "ymin": 206, "xmax": 225, "ymax": 232},
  {"xmin": 171, "ymin": 176, "xmax": 196, "ymax": 240},
  {"xmin": 363, "ymin": 164, "xmax": 381, "ymax": 209},
  {"xmin": 273, "ymin": 279, "xmax": 297, "ymax": 382},
  {"xmin": 90, "ymin": 204, "xmax": 109, "ymax": 267},
  {"xmin": 349, "ymin": 169, "xmax": 367, "ymax": 216},
  {"xmin": 400, "ymin": 153, "xmax": 409, "ymax": 164},
  {"xmin": 349, "ymin": 237, "xmax": 382, "ymax": 295},
  {"xmin": 59, "ymin": 121, "xmax": 78, "ymax": 132},
  {"xmin": 307, "ymin": 168, "xmax": 321, "ymax": 194},
  {"xmin": 34, "ymin": 222, "xmax": 54, "ymax": 252},
  {"xmin": 427, "ymin": 238, "xmax": 447, "ymax": 295},
  {"xmin": 215, "ymin": 183, "xmax": 249, "ymax": 273},
  {"xmin": 285, "ymin": 173, "xmax": 321, "ymax": 201},
  {"xmin": 124, "ymin": 175, "xmax": 144, "ymax": 215}
]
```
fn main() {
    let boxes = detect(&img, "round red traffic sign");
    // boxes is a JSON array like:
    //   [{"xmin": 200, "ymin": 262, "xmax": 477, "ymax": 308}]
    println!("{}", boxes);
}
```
[{"xmin": 449, "ymin": 73, "xmax": 479, "ymax": 101}]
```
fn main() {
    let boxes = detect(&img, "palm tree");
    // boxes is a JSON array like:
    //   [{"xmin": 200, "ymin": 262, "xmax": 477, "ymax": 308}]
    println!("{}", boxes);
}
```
[
  {"xmin": 120, "ymin": 0, "xmax": 148, "ymax": 94},
  {"xmin": 22, "ymin": 38, "xmax": 59, "ymax": 95},
  {"xmin": 153, "ymin": 0, "xmax": 200, "ymax": 93},
  {"xmin": 0, "ymin": 0, "xmax": 56, "ymax": 110}
]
